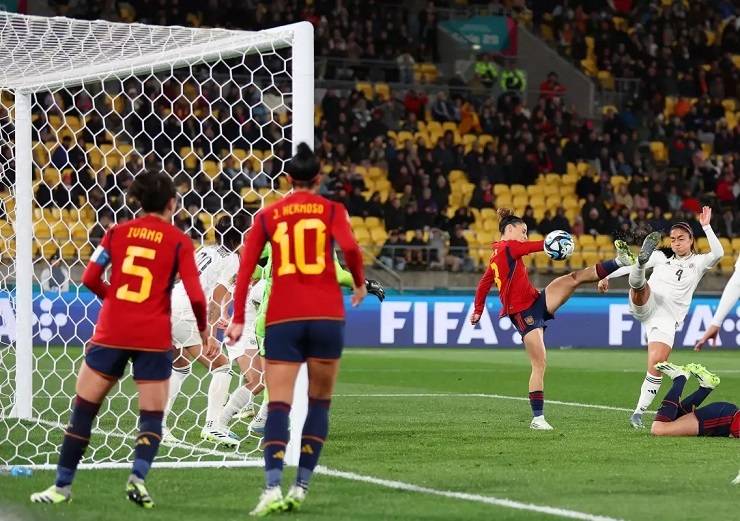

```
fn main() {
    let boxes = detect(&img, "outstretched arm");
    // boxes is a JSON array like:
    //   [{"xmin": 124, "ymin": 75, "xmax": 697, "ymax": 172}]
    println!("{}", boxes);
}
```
[
  {"xmin": 472, "ymin": 263, "xmax": 494, "ymax": 324},
  {"xmin": 506, "ymin": 240, "xmax": 544, "ymax": 260},
  {"xmin": 695, "ymin": 261, "xmax": 740, "ymax": 351},
  {"xmin": 698, "ymin": 206, "xmax": 723, "ymax": 270}
]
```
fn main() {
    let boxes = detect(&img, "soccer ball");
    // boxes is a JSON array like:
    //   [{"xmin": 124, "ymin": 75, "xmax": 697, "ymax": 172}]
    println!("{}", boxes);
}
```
[{"xmin": 544, "ymin": 230, "xmax": 574, "ymax": 261}]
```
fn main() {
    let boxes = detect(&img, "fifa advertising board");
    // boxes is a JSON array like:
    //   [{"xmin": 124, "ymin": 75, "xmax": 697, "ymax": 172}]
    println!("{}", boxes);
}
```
[{"xmin": 0, "ymin": 292, "xmax": 738, "ymax": 349}]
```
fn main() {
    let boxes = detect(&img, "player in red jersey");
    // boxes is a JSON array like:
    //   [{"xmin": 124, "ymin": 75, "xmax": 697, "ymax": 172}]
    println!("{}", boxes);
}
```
[
  {"xmin": 226, "ymin": 143, "xmax": 366, "ymax": 516},
  {"xmin": 31, "ymin": 172, "xmax": 214, "ymax": 508},
  {"xmin": 472, "ymin": 208, "xmax": 636, "ymax": 430}
]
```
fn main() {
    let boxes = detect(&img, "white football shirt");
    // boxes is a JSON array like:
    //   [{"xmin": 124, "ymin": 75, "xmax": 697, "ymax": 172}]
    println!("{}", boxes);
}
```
[{"xmin": 171, "ymin": 245, "xmax": 239, "ymax": 319}]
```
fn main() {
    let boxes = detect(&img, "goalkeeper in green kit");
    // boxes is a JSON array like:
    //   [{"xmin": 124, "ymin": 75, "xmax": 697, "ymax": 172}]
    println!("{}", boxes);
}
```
[{"xmin": 218, "ymin": 243, "xmax": 385, "ymax": 436}]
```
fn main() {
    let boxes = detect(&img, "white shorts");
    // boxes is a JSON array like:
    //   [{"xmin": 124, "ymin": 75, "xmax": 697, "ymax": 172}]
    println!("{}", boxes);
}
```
[
  {"xmin": 629, "ymin": 292, "xmax": 679, "ymax": 347},
  {"xmin": 171, "ymin": 313, "xmax": 202, "ymax": 349},
  {"xmin": 225, "ymin": 326, "xmax": 259, "ymax": 362},
  {"xmin": 225, "ymin": 282, "xmax": 263, "ymax": 362}
]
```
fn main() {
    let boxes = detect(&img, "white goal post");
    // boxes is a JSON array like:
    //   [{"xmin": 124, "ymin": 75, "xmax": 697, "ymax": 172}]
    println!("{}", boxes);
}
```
[{"xmin": 0, "ymin": 13, "xmax": 312, "ymax": 468}]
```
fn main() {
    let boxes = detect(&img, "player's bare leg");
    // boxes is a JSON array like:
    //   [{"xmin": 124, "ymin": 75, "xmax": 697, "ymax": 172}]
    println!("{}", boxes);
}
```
[
  {"xmin": 522, "ymin": 328, "xmax": 553, "ymax": 431},
  {"xmin": 545, "ymin": 243, "xmax": 636, "ymax": 315},
  {"xmin": 629, "ymin": 231, "xmax": 665, "ymax": 428}
]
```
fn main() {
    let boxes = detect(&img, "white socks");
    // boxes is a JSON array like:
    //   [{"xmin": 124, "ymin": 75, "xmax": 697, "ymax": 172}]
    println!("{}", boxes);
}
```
[
  {"xmin": 220, "ymin": 386, "xmax": 254, "ymax": 426},
  {"xmin": 633, "ymin": 372, "xmax": 662, "ymax": 415},
  {"xmin": 164, "ymin": 365, "xmax": 191, "ymax": 428},
  {"xmin": 206, "ymin": 365, "xmax": 232, "ymax": 426},
  {"xmin": 629, "ymin": 264, "xmax": 646, "ymax": 290}
]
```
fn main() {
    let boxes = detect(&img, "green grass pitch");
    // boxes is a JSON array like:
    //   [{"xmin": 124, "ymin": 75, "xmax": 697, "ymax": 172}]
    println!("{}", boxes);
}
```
[{"xmin": 1, "ymin": 347, "xmax": 738, "ymax": 521}]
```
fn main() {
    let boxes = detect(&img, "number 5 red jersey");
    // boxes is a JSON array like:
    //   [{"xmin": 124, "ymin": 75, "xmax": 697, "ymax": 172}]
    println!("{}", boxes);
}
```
[
  {"xmin": 82, "ymin": 214, "xmax": 207, "ymax": 351},
  {"xmin": 474, "ymin": 239, "xmax": 544, "ymax": 318},
  {"xmin": 232, "ymin": 191, "xmax": 365, "ymax": 326}
]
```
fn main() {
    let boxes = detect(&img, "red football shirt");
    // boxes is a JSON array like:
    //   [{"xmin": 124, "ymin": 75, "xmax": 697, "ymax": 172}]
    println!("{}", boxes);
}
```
[
  {"xmin": 232, "ymin": 191, "xmax": 364, "ymax": 326},
  {"xmin": 473, "ymin": 240, "xmax": 544, "ymax": 317},
  {"xmin": 82, "ymin": 214, "xmax": 207, "ymax": 351}
]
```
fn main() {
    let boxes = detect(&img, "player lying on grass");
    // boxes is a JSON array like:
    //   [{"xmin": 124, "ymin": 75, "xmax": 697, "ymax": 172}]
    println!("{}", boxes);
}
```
[
  {"xmin": 472, "ymin": 207, "xmax": 636, "ymax": 430},
  {"xmin": 598, "ymin": 207, "xmax": 723, "ymax": 429},
  {"xmin": 31, "ymin": 172, "xmax": 213, "ymax": 508},
  {"xmin": 219, "ymin": 244, "xmax": 384, "ymax": 436},
  {"xmin": 226, "ymin": 143, "xmax": 367, "ymax": 516},
  {"xmin": 694, "ymin": 251, "xmax": 740, "ymax": 351},
  {"xmin": 650, "ymin": 362, "xmax": 739, "ymax": 439},
  {"xmin": 164, "ymin": 213, "xmax": 248, "ymax": 446}
]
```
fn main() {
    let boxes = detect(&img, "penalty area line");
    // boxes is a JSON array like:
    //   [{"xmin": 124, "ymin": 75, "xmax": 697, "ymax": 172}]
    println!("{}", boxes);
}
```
[
  {"xmin": 333, "ymin": 392, "xmax": 654, "ymax": 415},
  {"xmin": 317, "ymin": 466, "xmax": 625, "ymax": 521}
]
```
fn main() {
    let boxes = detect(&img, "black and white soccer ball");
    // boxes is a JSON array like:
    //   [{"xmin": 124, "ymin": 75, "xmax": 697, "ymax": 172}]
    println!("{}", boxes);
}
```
[{"xmin": 544, "ymin": 230, "xmax": 574, "ymax": 261}]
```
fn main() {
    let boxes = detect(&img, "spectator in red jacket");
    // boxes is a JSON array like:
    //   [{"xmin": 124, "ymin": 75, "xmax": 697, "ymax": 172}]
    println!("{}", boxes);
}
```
[
  {"xmin": 716, "ymin": 172, "xmax": 735, "ymax": 204},
  {"xmin": 539, "ymin": 72, "xmax": 566, "ymax": 101}
]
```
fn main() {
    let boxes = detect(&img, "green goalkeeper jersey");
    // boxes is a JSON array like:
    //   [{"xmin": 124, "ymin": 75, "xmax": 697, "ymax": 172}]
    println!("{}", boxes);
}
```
[{"xmin": 251, "ymin": 243, "xmax": 356, "ymax": 347}]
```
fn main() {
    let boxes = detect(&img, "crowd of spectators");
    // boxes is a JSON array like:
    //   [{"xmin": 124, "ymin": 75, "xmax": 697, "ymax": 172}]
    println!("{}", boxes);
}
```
[
  {"xmin": 531, "ymin": 0, "xmax": 739, "ymax": 98},
  {"xmin": 49, "ymin": 0, "xmax": 441, "ymax": 73},
  {"xmin": 11, "ymin": 0, "xmax": 739, "ymax": 274}
]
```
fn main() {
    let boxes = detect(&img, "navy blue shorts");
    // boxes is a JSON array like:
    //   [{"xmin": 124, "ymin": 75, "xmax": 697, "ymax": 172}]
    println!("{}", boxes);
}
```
[
  {"xmin": 510, "ymin": 290, "xmax": 554, "ymax": 337},
  {"xmin": 85, "ymin": 345, "xmax": 174, "ymax": 382},
  {"xmin": 695, "ymin": 402, "xmax": 738, "ymax": 437},
  {"xmin": 264, "ymin": 320, "xmax": 345, "ymax": 363}
]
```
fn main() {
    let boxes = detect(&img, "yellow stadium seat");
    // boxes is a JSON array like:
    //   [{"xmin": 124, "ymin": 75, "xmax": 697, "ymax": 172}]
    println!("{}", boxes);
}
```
[
  {"xmin": 442, "ymin": 121, "xmax": 458, "ymax": 134},
  {"xmin": 365, "ymin": 217, "xmax": 382, "ymax": 229},
  {"xmin": 529, "ymin": 195, "xmax": 546, "ymax": 209},
  {"xmin": 595, "ymin": 235, "xmax": 612, "ymax": 247},
  {"xmin": 719, "ymin": 237, "xmax": 731, "ymax": 252},
  {"xmin": 350, "ymin": 216, "xmax": 365, "ymax": 229},
  {"xmin": 202, "ymin": 160, "xmax": 220, "ymax": 179},
  {"xmin": 449, "ymin": 170, "xmax": 466, "ymax": 184},
  {"xmin": 510, "ymin": 184, "xmax": 526, "ymax": 196},
  {"xmin": 650, "ymin": 142, "xmax": 667, "ymax": 162},
  {"xmin": 545, "ymin": 195, "xmax": 561, "ymax": 209},
  {"xmin": 512, "ymin": 195, "xmax": 528, "ymax": 208},
  {"xmin": 370, "ymin": 227, "xmax": 388, "ymax": 245},
  {"xmin": 527, "ymin": 185, "xmax": 544, "ymax": 196},
  {"xmin": 374, "ymin": 83, "xmax": 390, "ymax": 101},
  {"xmin": 696, "ymin": 238, "xmax": 710, "ymax": 252},
  {"xmin": 483, "ymin": 219, "xmax": 498, "ymax": 232},
  {"xmin": 493, "ymin": 184, "xmax": 510, "ymax": 196},
  {"xmin": 354, "ymin": 227, "xmax": 370, "ymax": 244},
  {"xmin": 579, "ymin": 235, "xmax": 596, "ymax": 250},
  {"xmin": 544, "ymin": 173, "xmax": 562, "ymax": 185},
  {"xmin": 543, "ymin": 185, "xmax": 560, "ymax": 198},
  {"xmin": 480, "ymin": 208, "xmax": 496, "ymax": 221},
  {"xmin": 42, "ymin": 168, "xmax": 62, "ymax": 187},
  {"xmin": 356, "ymin": 82, "xmax": 373, "ymax": 100},
  {"xmin": 478, "ymin": 134, "xmax": 494, "ymax": 146},
  {"xmin": 569, "ymin": 252, "xmax": 585, "ymax": 270},
  {"xmin": 720, "ymin": 256, "xmax": 736, "ymax": 273},
  {"xmin": 722, "ymin": 99, "xmax": 736, "ymax": 113},
  {"xmin": 562, "ymin": 174, "xmax": 578, "ymax": 186},
  {"xmin": 534, "ymin": 255, "xmax": 550, "ymax": 272},
  {"xmin": 495, "ymin": 194, "xmax": 512, "ymax": 207}
]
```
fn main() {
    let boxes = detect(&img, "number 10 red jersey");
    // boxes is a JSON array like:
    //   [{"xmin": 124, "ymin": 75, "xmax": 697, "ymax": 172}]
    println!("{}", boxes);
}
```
[{"xmin": 232, "ymin": 191, "xmax": 365, "ymax": 327}]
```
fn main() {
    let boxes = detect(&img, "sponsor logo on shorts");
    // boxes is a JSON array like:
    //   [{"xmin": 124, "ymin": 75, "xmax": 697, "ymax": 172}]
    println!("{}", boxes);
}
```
[{"xmin": 525, "ymin": 316, "xmax": 534, "ymax": 325}]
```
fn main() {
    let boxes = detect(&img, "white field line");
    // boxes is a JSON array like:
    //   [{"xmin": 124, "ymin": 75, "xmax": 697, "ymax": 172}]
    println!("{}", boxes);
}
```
[
  {"xmin": 31, "ymin": 417, "xmax": 260, "ymax": 462},
  {"xmin": 333, "ymin": 392, "xmax": 655, "ymax": 415},
  {"xmin": 18, "ymin": 415, "xmax": 628, "ymax": 520},
  {"xmin": 316, "ymin": 467, "xmax": 625, "ymax": 521}
]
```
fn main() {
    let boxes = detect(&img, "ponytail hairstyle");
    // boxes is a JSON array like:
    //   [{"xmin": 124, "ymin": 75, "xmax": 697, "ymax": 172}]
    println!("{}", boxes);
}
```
[
  {"xmin": 285, "ymin": 142, "xmax": 320, "ymax": 187},
  {"xmin": 497, "ymin": 208, "xmax": 525, "ymax": 234},
  {"xmin": 670, "ymin": 221, "xmax": 696, "ymax": 253}
]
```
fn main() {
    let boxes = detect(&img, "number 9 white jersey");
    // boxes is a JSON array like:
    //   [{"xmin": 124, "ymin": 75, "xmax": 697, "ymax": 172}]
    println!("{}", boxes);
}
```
[
  {"xmin": 642, "ymin": 250, "xmax": 718, "ymax": 323},
  {"xmin": 171, "ymin": 245, "xmax": 240, "ymax": 321}
]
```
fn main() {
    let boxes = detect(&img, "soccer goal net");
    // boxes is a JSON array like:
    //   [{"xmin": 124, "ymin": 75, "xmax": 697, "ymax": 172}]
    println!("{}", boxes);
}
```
[{"xmin": 0, "ymin": 13, "xmax": 313, "ymax": 469}]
